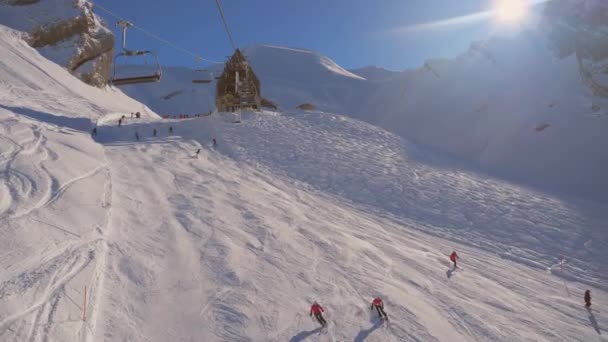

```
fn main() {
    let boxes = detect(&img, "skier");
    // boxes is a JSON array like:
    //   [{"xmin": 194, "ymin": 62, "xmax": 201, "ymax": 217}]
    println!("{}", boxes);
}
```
[
  {"xmin": 169, "ymin": 126, "xmax": 173, "ymax": 134},
  {"xmin": 153, "ymin": 128, "xmax": 157, "ymax": 137},
  {"xmin": 212, "ymin": 138, "xmax": 217, "ymax": 147},
  {"xmin": 585, "ymin": 289, "xmax": 591, "ymax": 308},
  {"xmin": 371, "ymin": 297, "xmax": 388, "ymax": 320},
  {"xmin": 195, "ymin": 148, "xmax": 201, "ymax": 158},
  {"xmin": 450, "ymin": 251, "xmax": 459, "ymax": 269},
  {"xmin": 118, "ymin": 118, "xmax": 122, "ymax": 127},
  {"xmin": 91, "ymin": 127, "xmax": 97, "ymax": 137},
  {"xmin": 310, "ymin": 301, "xmax": 327, "ymax": 327}
]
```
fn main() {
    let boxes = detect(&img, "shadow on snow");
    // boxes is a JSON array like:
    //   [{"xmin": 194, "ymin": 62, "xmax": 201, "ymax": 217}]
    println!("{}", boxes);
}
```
[
  {"xmin": 0, "ymin": 104, "xmax": 93, "ymax": 131},
  {"xmin": 354, "ymin": 319, "xmax": 384, "ymax": 342}
]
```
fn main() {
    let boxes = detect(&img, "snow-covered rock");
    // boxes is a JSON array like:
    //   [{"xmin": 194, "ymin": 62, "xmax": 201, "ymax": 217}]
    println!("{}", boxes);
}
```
[{"xmin": 0, "ymin": 0, "xmax": 114, "ymax": 87}]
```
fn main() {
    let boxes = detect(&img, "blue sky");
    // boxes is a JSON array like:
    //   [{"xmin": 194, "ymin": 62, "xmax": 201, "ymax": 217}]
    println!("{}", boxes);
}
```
[{"xmin": 93, "ymin": 0, "xmax": 531, "ymax": 70}]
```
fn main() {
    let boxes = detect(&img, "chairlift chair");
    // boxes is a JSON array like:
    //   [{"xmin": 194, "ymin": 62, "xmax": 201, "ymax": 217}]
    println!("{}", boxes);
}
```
[
  {"xmin": 192, "ymin": 69, "xmax": 212, "ymax": 84},
  {"xmin": 110, "ymin": 21, "xmax": 162, "ymax": 86}
]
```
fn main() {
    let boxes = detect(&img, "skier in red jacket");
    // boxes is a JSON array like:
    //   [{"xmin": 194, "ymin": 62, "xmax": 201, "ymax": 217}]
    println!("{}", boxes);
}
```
[
  {"xmin": 371, "ymin": 297, "xmax": 388, "ymax": 320},
  {"xmin": 450, "ymin": 251, "xmax": 459, "ymax": 268},
  {"xmin": 310, "ymin": 301, "xmax": 327, "ymax": 326}
]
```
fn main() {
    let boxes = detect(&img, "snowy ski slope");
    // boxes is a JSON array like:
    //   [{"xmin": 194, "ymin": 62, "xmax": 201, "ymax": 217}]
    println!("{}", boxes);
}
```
[
  {"xmin": 1, "ymin": 23, "xmax": 608, "ymax": 341},
  {"xmin": 118, "ymin": 39, "xmax": 608, "ymax": 203}
]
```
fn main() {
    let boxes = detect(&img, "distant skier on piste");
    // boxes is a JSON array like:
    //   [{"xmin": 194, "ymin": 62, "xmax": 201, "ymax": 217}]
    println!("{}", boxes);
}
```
[
  {"xmin": 371, "ymin": 297, "xmax": 388, "ymax": 320},
  {"xmin": 310, "ymin": 301, "xmax": 327, "ymax": 327},
  {"xmin": 450, "ymin": 251, "xmax": 459, "ymax": 269},
  {"xmin": 585, "ymin": 289, "xmax": 591, "ymax": 308}
]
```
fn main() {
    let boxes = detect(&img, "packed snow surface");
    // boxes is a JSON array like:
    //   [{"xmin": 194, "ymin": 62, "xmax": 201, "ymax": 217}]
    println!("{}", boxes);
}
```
[{"xmin": 1, "ymin": 23, "xmax": 608, "ymax": 342}]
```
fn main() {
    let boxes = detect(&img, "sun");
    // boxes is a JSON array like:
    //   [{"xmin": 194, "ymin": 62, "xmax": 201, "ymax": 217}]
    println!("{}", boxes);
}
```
[{"xmin": 494, "ymin": 0, "xmax": 528, "ymax": 24}]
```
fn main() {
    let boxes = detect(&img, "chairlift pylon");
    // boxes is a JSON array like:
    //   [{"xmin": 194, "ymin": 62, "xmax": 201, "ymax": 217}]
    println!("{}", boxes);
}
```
[{"xmin": 110, "ymin": 20, "xmax": 162, "ymax": 86}]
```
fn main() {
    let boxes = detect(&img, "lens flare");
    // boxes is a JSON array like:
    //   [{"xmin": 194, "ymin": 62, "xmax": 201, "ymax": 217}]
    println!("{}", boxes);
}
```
[{"xmin": 494, "ymin": 0, "xmax": 528, "ymax": 24}]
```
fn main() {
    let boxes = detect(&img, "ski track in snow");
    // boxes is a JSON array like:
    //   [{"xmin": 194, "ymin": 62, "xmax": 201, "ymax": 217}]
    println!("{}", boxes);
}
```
[
  {"xmin": 0, "ymin": 24, "xmax": 151, "ymax": 342},
  {"xmin": 0, "ymin": 108, "xmax": 112, "ymax": 342}
]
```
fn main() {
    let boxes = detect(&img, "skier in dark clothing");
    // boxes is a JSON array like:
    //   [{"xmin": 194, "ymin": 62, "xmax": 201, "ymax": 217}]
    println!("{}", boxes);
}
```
[
  {"xmin": 153, "ymin": 128, "xmax": 157, "ymax": 137},
  {"xmin": 450, "ymin": 251, "xmax": 459, "ymax": 268},
  {"xmin": 585, "ymin": 290, "xmax": 591, "ymax": 308},
  {"xmin": 118, "ymin": 118, "xmax": 122, "ymax": 127},
  {"xmin": 212, "ymin": 138, "xmax": 217, "ymax": 147},
  {"xmin": 91, "ymin": 127, "xmax": 97, "ymax": 137},
  {"xmin": 371, "ymin": 297, "xmax": 388, "ymax": 320},
  {"xmin": 310, "ymin": 301, "xmax": 327, "ymax": 327},
  {"xmin": 169, "ymin": 126, "xmax": 173, "ymax": 134}
]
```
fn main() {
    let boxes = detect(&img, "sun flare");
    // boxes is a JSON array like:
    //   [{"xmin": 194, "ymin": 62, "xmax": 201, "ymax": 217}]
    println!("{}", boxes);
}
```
[{"xmin": 494, "ymin": 0, "xmax": 528, "ymax": 24}]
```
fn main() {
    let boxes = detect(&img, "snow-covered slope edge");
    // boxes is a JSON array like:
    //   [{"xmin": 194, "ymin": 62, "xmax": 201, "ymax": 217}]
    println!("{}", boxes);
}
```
[{"xmin": 0, "ymin": 23, "xmax": 155, "ymax": 341}]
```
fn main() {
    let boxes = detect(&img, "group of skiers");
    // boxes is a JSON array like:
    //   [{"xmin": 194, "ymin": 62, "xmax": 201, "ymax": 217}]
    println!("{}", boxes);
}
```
[
  {"xmin": 91, "ymin": 121, "xmax": 218, "ymax": 153},
  {"xmin": 132, "ymin": 126, "xmax": 173, "ymax": 141},
  {"xmin": 309, "ymin": 297, "xmax": 388, "ymax": 328},
  {"xmin": 194, "ymin": 139, "xmax": 217, "ymax": 157},
  {"xmin": 160, "ymin": 111, "xmax": 212, "ymax": 119},
  {"xmin": 307, "ymin": 251, "xmax": 595, "ymax": 329},
  {"xmin": 116, "ymin": 113, "xmax": 142, "ymax": 127}
]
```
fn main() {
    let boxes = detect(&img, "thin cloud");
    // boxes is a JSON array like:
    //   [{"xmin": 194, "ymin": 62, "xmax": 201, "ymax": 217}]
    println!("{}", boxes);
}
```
[{"xmin": 390, "ymin": 11, "xmax": 493, "ymax": 34}]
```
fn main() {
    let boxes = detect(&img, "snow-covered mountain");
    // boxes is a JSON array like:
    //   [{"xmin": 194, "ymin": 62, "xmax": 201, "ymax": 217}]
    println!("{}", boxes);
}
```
[
  {"xmin": 115, "ymin": 44, "xmax": 376, "ymax": 115},
  {"xmin": 1, "ymin": 21, "xmax": 607, "ymax": 341},
  {"xmin": 115, "ymin": 1, "xmax": 608, "ymax": 202}
]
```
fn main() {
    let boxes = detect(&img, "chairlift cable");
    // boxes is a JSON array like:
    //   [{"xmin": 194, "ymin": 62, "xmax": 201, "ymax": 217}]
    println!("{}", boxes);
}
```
[
  {"xmin": 91, "ymin": 1, "xmax": 224, "ymax": 64},
  {"xmin": 214, "ymin": 0, "xmax": 237, "ymax": 51}
]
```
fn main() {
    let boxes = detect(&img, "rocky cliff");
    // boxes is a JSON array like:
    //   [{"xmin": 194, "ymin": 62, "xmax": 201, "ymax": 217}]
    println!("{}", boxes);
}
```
[
  {"xmin": 0, "ymin": 0, "xmax": 114, "ymax": 87},
  {"xmin": 541, "ymin": 0, "xmax": 608, "ymax": 97}
]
